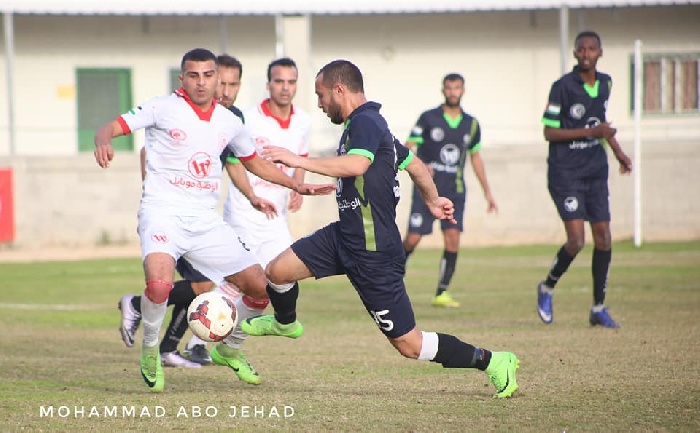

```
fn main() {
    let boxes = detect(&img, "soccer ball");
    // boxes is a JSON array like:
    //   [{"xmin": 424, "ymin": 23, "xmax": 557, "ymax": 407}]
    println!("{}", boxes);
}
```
[{"xmin": 187, "ymin": 291, "xmax": 238, "ymax": 342}]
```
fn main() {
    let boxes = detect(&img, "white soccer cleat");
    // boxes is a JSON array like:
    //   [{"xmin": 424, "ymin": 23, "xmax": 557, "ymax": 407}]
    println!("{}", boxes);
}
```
[{"xmin": 161, "ymin": 351, "xmax": 202, "ymax": 368}]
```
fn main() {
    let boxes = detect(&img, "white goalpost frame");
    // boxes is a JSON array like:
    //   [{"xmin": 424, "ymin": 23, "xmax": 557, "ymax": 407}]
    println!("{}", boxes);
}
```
[{"xmin": 633, "ymin": 40, "xmax": 643, "ymax": 247}]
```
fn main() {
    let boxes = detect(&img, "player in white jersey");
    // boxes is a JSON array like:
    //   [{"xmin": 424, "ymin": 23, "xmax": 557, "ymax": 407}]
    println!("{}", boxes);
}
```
[
  {"xmin": 94, "ymin": 48, "xmax": 334, "ymax": 393},
  {"xmin": 184, "ymin": 57, "xmax": 313, "ymax": 382}
]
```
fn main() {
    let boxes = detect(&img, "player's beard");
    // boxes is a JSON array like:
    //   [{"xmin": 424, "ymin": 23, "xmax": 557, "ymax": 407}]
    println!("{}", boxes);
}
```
[
  {"xmin": 327, "ymin": 101, "xmax": 344, "ymax": 125},
  {"xmin": 445, "ymin": 98, "xmax": 461, "ymax": 108}
]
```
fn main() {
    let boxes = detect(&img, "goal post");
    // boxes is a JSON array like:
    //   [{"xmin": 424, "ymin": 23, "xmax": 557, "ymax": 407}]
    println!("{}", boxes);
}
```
[{"xmin": 633, "ymin": 39, "xmax": 643, "ymax": 248}]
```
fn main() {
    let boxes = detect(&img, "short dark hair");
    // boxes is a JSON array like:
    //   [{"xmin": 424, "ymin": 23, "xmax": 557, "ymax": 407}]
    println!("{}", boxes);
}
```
[
  {"xmin": 317, "ymin": 60, "xmax": 364, "ymax": 93},
  {"xmin": 181, "ymin": 48, "xmax": 216, "ymax": 71},
  {"xmin": 442, "ymin": 73, "xmax": 464, "ymax": 85},
  {"xmin": 574, "ymin": 31, "xmax": 602, "ymax": 48},
  {"xmin": 267, "ymin": 57, "xmax": 297, "ymax": 81},
  {"xmin": 217, "ymin": 54, "xmax": 243, "ymax": 79}
]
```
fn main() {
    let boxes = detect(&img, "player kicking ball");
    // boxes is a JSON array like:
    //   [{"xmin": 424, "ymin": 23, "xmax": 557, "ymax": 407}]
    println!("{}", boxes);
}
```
[{"xmin": 242, "ymin": 60, "xmax": 519, "ymax": 399}]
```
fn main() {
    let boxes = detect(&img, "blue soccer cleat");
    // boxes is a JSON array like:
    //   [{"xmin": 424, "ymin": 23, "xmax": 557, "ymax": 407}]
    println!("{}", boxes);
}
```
[
  {"xmin": 537, "ymin": 281, "xmax": 553, "ymax": 324},
  {"xmin": 589, "ymin": 306, "xmax": 620, "ymax": 328}
]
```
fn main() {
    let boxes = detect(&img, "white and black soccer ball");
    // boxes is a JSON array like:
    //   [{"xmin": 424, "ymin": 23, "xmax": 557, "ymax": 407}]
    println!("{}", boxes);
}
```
[{"xmin": 187, "ymin": 291, "xmax": 238, "ymax": 342}]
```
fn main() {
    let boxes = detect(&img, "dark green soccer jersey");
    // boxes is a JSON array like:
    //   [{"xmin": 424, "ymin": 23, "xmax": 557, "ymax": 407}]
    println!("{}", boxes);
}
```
[
  {"xmin": 336, "ymin": 101, "xmax": 413, "ymax": 257},
  {"xmin": 542, "ymin": 66, "xmax": 612, "ymax": 179},
  {"xmin": 406, "ymin": 107, "xmax": 481, "ymax": 195}
]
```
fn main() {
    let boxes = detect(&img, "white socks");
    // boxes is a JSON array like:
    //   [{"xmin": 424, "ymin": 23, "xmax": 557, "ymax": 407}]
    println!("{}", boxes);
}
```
[
  {"xmin": 223, "ymin": 295, "xmax": 266, "ymax": 349},
  {"xmin": 417, "ymin": 331, "xmax": 439, "ymax": 361},
  {"xmin": 140, "ymin": 295, "xmax": 167, "ymax": 348}
]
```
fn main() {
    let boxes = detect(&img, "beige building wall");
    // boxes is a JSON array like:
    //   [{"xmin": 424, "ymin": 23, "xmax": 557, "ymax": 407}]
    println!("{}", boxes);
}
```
[{"xmin": 0, "ymin": 6, "xmax": 698, "ymax": 248}]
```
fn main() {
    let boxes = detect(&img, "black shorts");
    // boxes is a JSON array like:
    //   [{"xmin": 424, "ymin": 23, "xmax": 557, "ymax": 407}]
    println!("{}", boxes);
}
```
[
  {"xmin": 406, "ymin": 189, "xmax": 465, "ymax": 234},
  {"xmin": 175, "ymin": 257, "xmax": 210, "ymax": 283},
  {"xmin": 548, "ymin": 175, "xmax": 610, "ymax": 222},
  {"xmin": 291, "ymin": 222, "xmax": 416, "ymax": 339}
]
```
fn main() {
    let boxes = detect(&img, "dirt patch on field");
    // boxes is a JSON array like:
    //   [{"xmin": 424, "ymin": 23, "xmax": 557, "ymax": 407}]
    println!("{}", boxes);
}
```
[{"xmin": 0, "ymin": 244, "xmax": 141, "ymax": 263}]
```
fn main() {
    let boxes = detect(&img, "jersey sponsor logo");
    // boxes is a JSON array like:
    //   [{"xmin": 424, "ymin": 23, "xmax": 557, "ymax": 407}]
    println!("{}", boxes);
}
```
[
  {"xmin": 430, "ymin": 127, "xmax": 445, "ymax": 142},
  {"xmin": 188, "ymin": 152, "xmax": 213, "ymax": 179},
  {"xmin": 411, "ymin": 126, "xmax": 423, "ymax": 136},
  {"xmin": 338, "ymin": 197, "xmax": 361, "ymax": 211},
  {"xmin": 440, "ymin": 143, "xmax": 460, "ymax": 166},
  {"xmin": 569, "ymin": 117, "xmax": 602, "ymax": 149},
  {"xmin": 564, "ymin": 196, "xmax": 579, "ymax": 212},
  {"xmin": 169, "ymin": 128, "xmax": 187, "ymax": 142},
  {"xmin": 409, "ymin": 212, "xmax": 423, "ymax": 227},
  {"xmin": 546, "ymin": 103, "xmax": 561, "ymax": 115},
  {"xmin": 570, "ymin": 104, "xmax": 586, "ymax": 120},
  {"xmin": 169, "ymin": 176, "xmax": 220, "ymax": 192},
  {"xmin": 128, "ymin": 106, "xmax": 143, "ymax": 115},
  {"xmin": 150, "ymin": 232, "xmax": 169, "ymax": 243},
  {"xmin": 462, "ymin": 134, "xmax": 471, "ymax": 145},
  {"xmin": 335, "ymin": 178, "xmax": 343, "ymax": 197}
]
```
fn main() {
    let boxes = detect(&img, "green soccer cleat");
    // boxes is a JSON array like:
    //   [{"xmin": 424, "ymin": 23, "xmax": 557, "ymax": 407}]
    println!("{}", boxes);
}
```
[
  {"xmin": 211, "ymin": 344, "xmax": 261, "ymax": 385},
  {"xmin": 431, "ymin": 291, "xmax": 461, "ymax": 308},
  {"xmin": 240, "ymin": 315, "xmax": 304, "ymax": 339},
  {"xmin": 140, "ymin": 345, "xmax": 164, "ymax": 393},
  {"xmin": 485, "ymin": 351, "xmax": 519, "ymax": 399}
]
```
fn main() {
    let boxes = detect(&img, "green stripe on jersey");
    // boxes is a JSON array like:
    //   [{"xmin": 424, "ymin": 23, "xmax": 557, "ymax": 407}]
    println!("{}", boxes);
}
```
[
  {"xmin": 406, "ymin": 137, "xmax": 424, "ymax": 147},
  {"xmin": 469, "ymin": 141, "xmax": 483, "ymax": 154},
  {"xmin": 583, "ymin": 80, "xmax": 600, "ymax": 98},
  {"xmin": 398, "ymin": 151, "xmax": 414, "ymax": 171},
  {"xmin": 542, "ymin": 117, "xmax": 560, "ymax": 128},
  {"xmin": 443, "ymin": 112, "xmax": 463, "ymax": 129},
  {"xmin": 348, "ymin": 148, "xmax": 375, "ymax": 162},
  {"xmin": 354, "ymin": 175, "xmax": 376, "ymax": 251}
]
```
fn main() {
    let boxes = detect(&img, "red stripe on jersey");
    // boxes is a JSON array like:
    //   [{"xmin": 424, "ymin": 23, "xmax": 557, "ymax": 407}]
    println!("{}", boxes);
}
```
[
  {"xmin": 237, "ymin": 150, "xmax": 257, "ymax": 161},
  {"xmin": 116, "ymin": 116, "xmax": 131, "ymax": 134},
  {"xmin": 261, "ymin": 98, "xmax": 294, "ymax": 129},
  {"xmin": 175, "ymin": 87, "xmax": 217, "ymax": 122}
]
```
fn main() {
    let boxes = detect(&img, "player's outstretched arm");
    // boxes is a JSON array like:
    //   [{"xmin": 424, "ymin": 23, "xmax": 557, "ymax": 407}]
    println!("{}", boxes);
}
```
[
  {"xmin": 261, "ymin": 146, "xmax": 370, "ymax": 178},
  {"xmin": 94, "ymin": 120, "xmax": 124, "ymax": 168},
  {"xmin": 405, "ymin": 156, "xmax": 457, "ymax": 224},
  {"xmin": 241, "ymin": 154, "xmax": 336, "ymax": 196},
  {"xmin": 225, "ymin": 162, "xmax": 278, "ymax": 219}
]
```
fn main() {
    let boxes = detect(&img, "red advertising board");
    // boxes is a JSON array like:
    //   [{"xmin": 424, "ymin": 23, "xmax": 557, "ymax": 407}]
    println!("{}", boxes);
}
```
[{"xmin": 0, "ymin": 168, "xmax": 15, "ymax": 242}]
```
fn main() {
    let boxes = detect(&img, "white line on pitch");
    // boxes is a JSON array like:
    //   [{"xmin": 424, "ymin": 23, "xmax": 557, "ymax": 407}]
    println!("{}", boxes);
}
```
[{"xmin": 0, "ymin": 303, "xmax": 112, "ymax": 311}]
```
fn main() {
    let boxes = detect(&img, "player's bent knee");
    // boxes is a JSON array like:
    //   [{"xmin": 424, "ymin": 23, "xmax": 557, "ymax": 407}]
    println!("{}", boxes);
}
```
[
  {"xmin": 145, "ymin": 280, "xmax": 173, "ymax": 304},
  {"xmin": 389, "ymin": 335, "xmax": 422, "ymax": 359},
  {"xmin": 394, "ymin": 343, "xmax": 421, "ymax": 359},
  {"xmin": 265, "ymin": 260, "xmax": 290, "ymax": 285},
  {"xmin": 191, "ymin": 281, "xmax": 216, "ymax": 295}
]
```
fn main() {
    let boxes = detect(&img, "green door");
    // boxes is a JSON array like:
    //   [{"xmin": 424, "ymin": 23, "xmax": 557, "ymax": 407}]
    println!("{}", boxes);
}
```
[{"xmin": 76, "ymin": 69, "xmax": 133, "ymax": 152}]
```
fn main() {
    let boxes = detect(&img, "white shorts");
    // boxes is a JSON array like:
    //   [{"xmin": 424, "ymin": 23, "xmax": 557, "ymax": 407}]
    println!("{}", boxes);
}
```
[
  {"xmin": 228, "ymin": 219, "xmax": 292, "ymax": 267},
  {"xmin": 138, "ymin": 209, "xmax": 259, "ymax": 283}
]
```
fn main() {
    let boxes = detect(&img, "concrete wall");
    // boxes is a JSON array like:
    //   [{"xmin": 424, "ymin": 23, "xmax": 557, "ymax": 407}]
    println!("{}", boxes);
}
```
[
  {"xmin": 0, "ymin": 6, "xmax": 698, "ymax": 247},
  {"xmin": 1, "ymin": 140, "xmax": 698, "ymax": 248}
]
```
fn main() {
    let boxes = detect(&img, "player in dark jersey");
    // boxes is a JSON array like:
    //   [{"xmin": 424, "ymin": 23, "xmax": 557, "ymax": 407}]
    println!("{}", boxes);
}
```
[
  {"xmin": 118, "ymin": 54, "xmax": 275, "ymax": 370},
  {"xmin": 536, "ymin": 31, "xmax": 632, "ymax": 328},
  {"xmin": 243, "ymin": 60, "xmax": 519, "ymax": 399},
  {"xmin": 403, "ymin": 73, "xmax": 497, "ymax": 308}
]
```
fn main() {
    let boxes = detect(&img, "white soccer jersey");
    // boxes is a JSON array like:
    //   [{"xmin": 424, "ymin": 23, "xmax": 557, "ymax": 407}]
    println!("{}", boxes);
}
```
[
  {"xmin": 118, "ymin": 89, "xmax": 256, "ymax": 215},
  {"xmin": 223, "ymin": 99, "xmax": 311, "ymax": 231}
]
